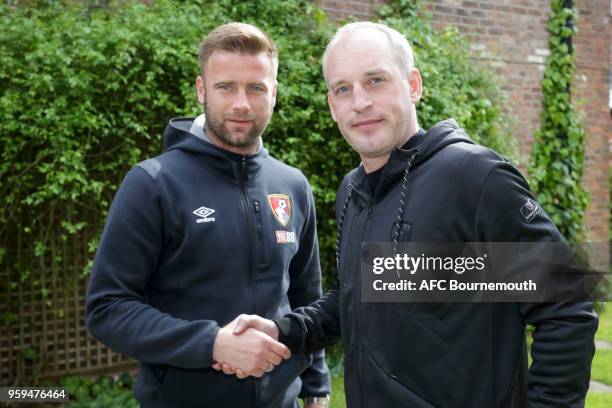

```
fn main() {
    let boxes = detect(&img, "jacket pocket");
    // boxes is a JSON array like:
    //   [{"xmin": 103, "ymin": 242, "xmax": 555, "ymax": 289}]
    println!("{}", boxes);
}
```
[
  {"xmin": 259, "ymin": 353, "xmax": 311, "ymax": 406},
  {"xmin": 361, "ymin": 344, "xmax": 437, "ymax": 408},
  {"xmin": 133, "ymin": 363, "xmax": 167, "ymax": 400},
  {"xmin": 158, "ymin": 366, "xmax": 250, "ymax": 406}
]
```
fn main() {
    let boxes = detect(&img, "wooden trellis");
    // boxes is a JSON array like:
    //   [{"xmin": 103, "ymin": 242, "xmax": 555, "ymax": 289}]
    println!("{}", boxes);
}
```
[{"xmin": 0, "ymin": 218, "xmax": 135, "ymax": 386}]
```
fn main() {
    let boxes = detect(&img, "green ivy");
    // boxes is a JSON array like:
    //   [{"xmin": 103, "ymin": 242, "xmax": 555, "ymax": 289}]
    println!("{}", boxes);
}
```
[
  {"xmin": 529, "ymin": 0, "xmax": 588, "ymax": 243},
  {"xmin": 0, "ymin": 0, "xmax": 514, "ymax": 293}
]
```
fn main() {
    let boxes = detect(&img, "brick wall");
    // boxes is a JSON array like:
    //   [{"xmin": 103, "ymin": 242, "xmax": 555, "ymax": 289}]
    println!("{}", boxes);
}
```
[
  {"xmin": 316, "ymin": 0, "xmax": 387, "ymax": 18},
  {"xmin": 573, "ymin": 0, "xmax": 611, "ymax": 242},
  {"xmin": 316, "ymin": 0, "xmax": 611, "ymax": 242}
]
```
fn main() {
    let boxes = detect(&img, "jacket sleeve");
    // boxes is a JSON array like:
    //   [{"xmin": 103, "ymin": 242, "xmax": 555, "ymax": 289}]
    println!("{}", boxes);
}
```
[
  {"xmin": 475, "ymin": 162, "xmax": 597, "ymax": 408},
  {"xmin": 276, "ymin": 284, "xmax": 342, "ymax": 355},
  {"xmin": 85, "ymin": 167, "xmax": 220, "ymax": 369},
  {"xmin": 276, "ymin": 178, "xmax": 346, "ymax": 356},
  {"xmin": 287, "ymin": 180, "xmax": 331, "ymax": 398}
]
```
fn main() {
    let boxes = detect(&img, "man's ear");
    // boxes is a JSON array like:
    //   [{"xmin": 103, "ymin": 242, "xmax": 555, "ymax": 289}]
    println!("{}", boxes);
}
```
[
  {"xmin": 327, "ymin": 92, "xmax": 337, "ymax": 122},
  {"xmin": 408, "ymin": 68, "xmax": 423, "ymax": 103},
  {"xmin": 195, "ymin": 75, "xmax": 206, "ymax": 105}
]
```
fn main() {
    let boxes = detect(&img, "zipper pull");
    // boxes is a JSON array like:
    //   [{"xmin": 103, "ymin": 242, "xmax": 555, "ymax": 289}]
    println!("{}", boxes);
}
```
[
  {"xmin": 241, "ymin": 156, "xmax": 247, "ymax": 181},
  {"xmin": 253, "ymin": 200, "xmax": 262, "ymax": 231},
  {"xmin": 367, "ymin": 207, "xmax": 372, "ymax": 218}
]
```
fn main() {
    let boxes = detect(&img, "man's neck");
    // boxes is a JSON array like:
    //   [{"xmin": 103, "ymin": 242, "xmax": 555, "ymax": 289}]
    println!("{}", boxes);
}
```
[
  {"xmin": 361, "ymin": 125, "xmax": 419, "ymax": 173},
  {"xmin": 362, "ymin": 155, "xmax": 390, "ymax": 174}
]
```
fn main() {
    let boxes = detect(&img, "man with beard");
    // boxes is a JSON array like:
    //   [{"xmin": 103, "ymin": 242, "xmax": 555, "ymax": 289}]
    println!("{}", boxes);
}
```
[{"xmin": 86, "ymin": 23, "xmax": 330, "ymax": 408}]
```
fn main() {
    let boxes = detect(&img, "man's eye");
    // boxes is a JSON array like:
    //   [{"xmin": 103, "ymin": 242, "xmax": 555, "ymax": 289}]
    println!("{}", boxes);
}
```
[
  {"xmin": 249, "ymin": 85, "xmax": 264, "ymax": 92},
  {"xmin": 218, "ymin": 84, "xmax": 232, "ymax": 90},
  {"xmin": 335, "ymin": 86, "xmax": 350, "ymax": 95},
  {"xmin": 370, "ymin": 77, "xmax": 385, "ymax": 85}
]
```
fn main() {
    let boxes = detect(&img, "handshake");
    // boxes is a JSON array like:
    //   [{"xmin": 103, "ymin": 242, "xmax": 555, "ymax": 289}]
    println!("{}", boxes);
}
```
[{"xmin": 212, "ymin": 314, "xmax": 288, "ymax": 379}]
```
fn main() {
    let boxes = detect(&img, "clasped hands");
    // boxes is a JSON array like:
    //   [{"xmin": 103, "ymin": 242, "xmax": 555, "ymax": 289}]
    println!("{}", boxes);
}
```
[{"xmin": 212, "ymin": 314, "xmax": 286, "ymax": 379}]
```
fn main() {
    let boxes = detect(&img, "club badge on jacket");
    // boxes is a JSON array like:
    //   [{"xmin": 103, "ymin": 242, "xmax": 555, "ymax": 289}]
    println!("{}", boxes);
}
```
[{"xmin": 268, "ymin": 194, "xmax": 295, "ymax": 244}]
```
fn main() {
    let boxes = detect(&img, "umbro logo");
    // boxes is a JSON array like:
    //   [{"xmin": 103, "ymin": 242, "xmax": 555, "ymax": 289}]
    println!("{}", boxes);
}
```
[{"xmin": 193, "ymin": 206, "xmax": 216, "ymax": 223}]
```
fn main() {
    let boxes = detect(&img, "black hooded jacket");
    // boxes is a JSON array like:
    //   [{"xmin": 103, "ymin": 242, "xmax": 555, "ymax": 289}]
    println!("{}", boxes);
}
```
[
  {"xmin": 86, "ymin": 117, "xmax": 330, "ymax": 408},
  {"xmin": 275, "ymin": 119, "xmax": 597, "ymax": 408}
]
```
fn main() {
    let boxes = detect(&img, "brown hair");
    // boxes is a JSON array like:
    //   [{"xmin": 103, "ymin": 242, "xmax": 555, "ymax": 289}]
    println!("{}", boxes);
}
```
[{"xmin": 199, "ymin": 22, "xmax": 278, "ymax": 75}]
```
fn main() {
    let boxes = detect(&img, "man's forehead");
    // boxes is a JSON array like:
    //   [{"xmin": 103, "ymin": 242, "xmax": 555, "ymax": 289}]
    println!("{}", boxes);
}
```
[
  {"xmin": 326, "ymin": 33, "xmax": 396, "ymax": 85},
  {"xmin": 208, "ymin": 49, "xmax": 271, "ymax": 67},
  {"xmin": 332, "ymin": 27, "xmax": 390, "ymax": 54},
  {"xmin": 205, "ymin": 50, "xmax": 276, "ymax": 79},
  {"xmin": 327, "ymin": 30, "xmax": 392, "ymax": 65}
]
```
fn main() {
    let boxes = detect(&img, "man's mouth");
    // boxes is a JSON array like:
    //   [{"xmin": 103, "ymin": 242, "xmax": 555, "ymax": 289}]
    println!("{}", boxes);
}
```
[
  {"xmin": 227, "ymin": 119, "xmax": 253, "ymax": 125},
  {"xmin": 352, "ymin": 119, "xmax": 384, "ymax": 129}
]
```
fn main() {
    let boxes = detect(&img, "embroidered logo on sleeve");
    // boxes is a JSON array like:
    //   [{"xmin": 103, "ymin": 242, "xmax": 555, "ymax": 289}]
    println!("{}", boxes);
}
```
[{"xmin": 520, "ymin": 199, "xmax": 540, "ymax": 223}]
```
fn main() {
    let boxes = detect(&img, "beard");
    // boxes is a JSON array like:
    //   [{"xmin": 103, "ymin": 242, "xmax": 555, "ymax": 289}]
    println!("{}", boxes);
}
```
[{"xmin": 203, "ymin": 97, "xmax": 271, "ymax": 150}]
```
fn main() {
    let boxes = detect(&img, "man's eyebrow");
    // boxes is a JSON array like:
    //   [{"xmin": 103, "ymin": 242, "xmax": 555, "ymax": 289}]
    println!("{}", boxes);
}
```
[
  {"xmin": 329, "ymin": 78, "xmax": 347, "ymax": 90},
  {"xmin": 329, "ymin": 68, "xmax": 391, "ymax": 89},
  {"xmin": 364, "ymin": 68, "xmax": 390, "ymax": 76}
]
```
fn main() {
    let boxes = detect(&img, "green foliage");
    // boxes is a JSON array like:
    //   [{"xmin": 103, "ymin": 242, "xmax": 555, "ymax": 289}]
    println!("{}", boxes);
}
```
[
  {"xmin": 587, "ymin": 393, "xmax": 612, "ymax": 408},
  {"xmin": 529, "ymin": 0, "xmax": 588, "ymax": 242},
  {"xmin": 329, "ymin": 374, "xmax": 346, "ymax": 408},
  {"xmin": 591, "ymin": 349, "xmax": 612, "ymax": 387},
  {"xmin": 0, "ymin": 0, "xmax": 514, "ymax": 294},
  {"xmin": 596, "ymin": 308, "xmax": 612, "ymax": 343},
  {"xmin": 60, "ymin": 373, "xmax": 138, "ymax": 407}
]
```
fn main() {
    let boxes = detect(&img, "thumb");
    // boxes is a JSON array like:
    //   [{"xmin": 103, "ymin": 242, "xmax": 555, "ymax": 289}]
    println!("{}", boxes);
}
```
[{"xmin": 232, "ymin": 314, "xmax": 250, "ymax": 334}]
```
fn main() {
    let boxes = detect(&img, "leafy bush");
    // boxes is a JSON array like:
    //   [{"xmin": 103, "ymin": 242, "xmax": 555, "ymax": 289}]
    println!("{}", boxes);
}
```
[
  {"xmin": 0, "ymin": 0, "xmax": 515, "ymax": 292},
  {"xmin": 60, "ymin": 373, "xmax": 137, "ymax": 407}
]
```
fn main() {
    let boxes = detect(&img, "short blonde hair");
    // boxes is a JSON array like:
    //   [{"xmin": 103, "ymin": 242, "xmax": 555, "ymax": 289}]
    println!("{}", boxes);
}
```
[
  {"xmin": 322, "ymin": 22, "xmax": 415, "ymax": 87},
  {"xmin": 199, "ymin": 22, "xmax": 278, "ymax": 76}
]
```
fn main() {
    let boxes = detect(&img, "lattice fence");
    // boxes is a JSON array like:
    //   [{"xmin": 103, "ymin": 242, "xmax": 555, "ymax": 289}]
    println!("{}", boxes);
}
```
[{"xmin": 0, "ymin": 218, "xmax": 135, "ymax": 386}]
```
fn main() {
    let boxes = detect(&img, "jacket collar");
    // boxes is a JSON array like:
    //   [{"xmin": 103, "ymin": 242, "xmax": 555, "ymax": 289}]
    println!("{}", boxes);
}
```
[
  {"xmin": 164, "ymin": 117, "xmax": 267, "ymax": 183},
  {"xmin": 350, "ymin": 119, "xmax": 473, "ymax": 203}
]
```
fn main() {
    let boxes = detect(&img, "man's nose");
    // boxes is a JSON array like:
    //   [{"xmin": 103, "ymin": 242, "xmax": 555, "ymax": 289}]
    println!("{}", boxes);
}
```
[
  {"xmin": 231, "ymin": 88, "xmax": 251, "ymax": 113},
  {"xmin": 351, "ymin": 84, "xmax": 372, "ymax": 112}
]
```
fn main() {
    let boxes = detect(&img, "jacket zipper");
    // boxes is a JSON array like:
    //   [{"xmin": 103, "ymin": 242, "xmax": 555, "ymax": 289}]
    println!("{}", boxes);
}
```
[
  {"xmin": 238, "ymin": 157, "xmax": 258, "ymax": 408},
  {"xmin": 253, "ymin": 200, "xmax": 266, "ymax": 267},
  {"xmin": 254, "ymin": 200, "xmax": 262, "ymax": 231},
  {"xmin": 357, "ymin": 206, "xmax": 372, "ymax": 408},
  {"xmin": 341, "ymin": 201, "xmax": 372, "ymax": 408}
]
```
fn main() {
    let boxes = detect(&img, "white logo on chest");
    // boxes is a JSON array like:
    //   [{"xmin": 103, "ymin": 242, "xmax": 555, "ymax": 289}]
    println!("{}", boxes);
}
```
[{"xmin": 193, "ymin": 206, "xmax": 216, "ymax": 223}]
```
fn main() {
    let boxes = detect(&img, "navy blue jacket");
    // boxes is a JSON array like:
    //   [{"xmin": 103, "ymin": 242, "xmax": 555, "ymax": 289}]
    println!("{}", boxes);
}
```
[
  {"xmin": 86, "ymin": 118, "xmax": 330, "ymax": 408},
  {"xmin": 276, "ymin": 119, "xmax": 597, "ymax": 407}
]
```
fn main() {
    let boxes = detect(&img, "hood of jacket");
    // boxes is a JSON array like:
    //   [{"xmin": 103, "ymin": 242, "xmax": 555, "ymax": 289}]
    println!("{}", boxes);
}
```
[
  {"xmin": 163, "ymin": 117, "xmax": 269, "ymax": 183},
  {"xmin": 353, "ymin": 118, "xmax": 475, "ymax": 202}
]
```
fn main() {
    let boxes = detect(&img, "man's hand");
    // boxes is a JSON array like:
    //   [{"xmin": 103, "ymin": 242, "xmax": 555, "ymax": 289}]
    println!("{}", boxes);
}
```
[
  {"xmin": 212, "ymin": 314, "xmax": 285, "ymax": 378},
  {"xmin": 230, "ymin": 314, "xmax": 279, "ymax": 339},
  {"xmin": 212, "ymin": 322, "xmax": 289, "ymax": 378}
]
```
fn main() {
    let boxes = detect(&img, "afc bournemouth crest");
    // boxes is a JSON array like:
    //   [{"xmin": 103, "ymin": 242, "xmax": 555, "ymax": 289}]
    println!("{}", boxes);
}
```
[{"xmin": 268, "ymin": 194, "xmax": 291, "ymax": 226}]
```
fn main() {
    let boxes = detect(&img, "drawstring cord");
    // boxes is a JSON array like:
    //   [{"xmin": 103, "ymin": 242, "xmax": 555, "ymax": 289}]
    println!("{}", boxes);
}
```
[{"xmin": 335, "ymin": 151, "xmax": 417, "ymax": 269}]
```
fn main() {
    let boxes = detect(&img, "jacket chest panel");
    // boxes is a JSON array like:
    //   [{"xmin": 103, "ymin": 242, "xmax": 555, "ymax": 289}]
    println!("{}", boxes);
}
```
[{"xmin": 158, "ymin": 176, "xmax": 301, "ymax": 285}]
